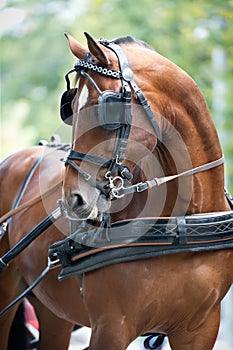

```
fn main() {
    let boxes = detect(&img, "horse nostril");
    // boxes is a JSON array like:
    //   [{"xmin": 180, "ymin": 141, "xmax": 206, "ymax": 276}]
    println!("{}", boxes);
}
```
[
  {"xmin": 69, "ymin": 191, "xmax": 86, "ymax": 210},
  {"xmin": 73, "ymin": 193, "xmax": 84, "ymax": 207}
]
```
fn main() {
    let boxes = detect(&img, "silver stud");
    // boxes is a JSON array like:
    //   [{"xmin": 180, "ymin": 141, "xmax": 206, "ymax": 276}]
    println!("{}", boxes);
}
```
[{"xmin": 122, "ymin": 67, "xmax": 133, "ymax": 81}]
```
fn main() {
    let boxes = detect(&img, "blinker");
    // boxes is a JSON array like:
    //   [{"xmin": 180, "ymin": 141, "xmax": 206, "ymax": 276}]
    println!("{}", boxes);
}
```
[
  {"xmin": 60, "ymin": 88, "xmax": 132, "ymax": 129},
  {"xmin": 60, "ymin": 53, "xmax": 134, "ymax": 130},
  {"xmin": 60, "ymin": 68, "xmax": 77, "ymax": 126},
  {"xmin": 98, "ymin": 91, "xmax": 132, "ymax": 130},
  {"xmin": 60, "ymin": 88, "xmax": 77, "ymax": 125}
]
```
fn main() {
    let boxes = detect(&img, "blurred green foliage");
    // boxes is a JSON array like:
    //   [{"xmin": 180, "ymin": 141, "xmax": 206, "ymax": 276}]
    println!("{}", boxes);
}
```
[{"xmin": 0, "ymin": 0, "xmax": 232, "ymax": 191}]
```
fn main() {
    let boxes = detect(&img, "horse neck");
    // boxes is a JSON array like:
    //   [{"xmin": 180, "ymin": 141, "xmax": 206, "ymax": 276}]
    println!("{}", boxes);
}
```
[
  {"xmin": 126, "ymin": 51, "xmax": 229, "ymax": 217},
  {"xmin": 148, "ymin": 66, "xmax": 227, "ymax": 214}
]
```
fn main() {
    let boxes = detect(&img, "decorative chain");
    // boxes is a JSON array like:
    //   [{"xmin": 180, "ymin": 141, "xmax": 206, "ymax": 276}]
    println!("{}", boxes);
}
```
[{"xmin": 74, "ymin": 59, "xmax": 122, "ymax": 79}]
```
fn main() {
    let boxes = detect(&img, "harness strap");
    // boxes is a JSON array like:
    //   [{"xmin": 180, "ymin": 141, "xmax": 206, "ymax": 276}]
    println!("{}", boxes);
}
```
[
  {"xmin": 0, "ymin": 180, "xmax": 62, "ymax": 225},
  {"xmin": 121, "ymin": 156, "xmax": 225, "ymax": 196},
  {"xmin": 0, "ymin": 156, "xmax": 43, "ymax": 239},
  {"xmin": 100, "ymin": 41, "xmax": 133, "ymax": 102},
  {"xmin": 65, "ymin": 159, "xmax": 109, "ymax": 197},
  {"xmin": 67, "ymin": 150, "xmax": 111, "ymax": 168},
  {"xmin": 12, "ymin": 156, "xmax": 43, "ymax": 209},
  {"xmin": 132, "ymin": 85, "xmax": 162, "ymax": 142},
  {"xmin": 116, "ymin": 124, "xmax": 131, "ymax": 164}
]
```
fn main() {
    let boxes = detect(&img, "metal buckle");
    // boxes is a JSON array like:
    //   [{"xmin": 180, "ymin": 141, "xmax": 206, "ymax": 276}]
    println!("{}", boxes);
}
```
[
  {"xmin": 116, "ymin": 155, "xmax": 122, "ymax": 165},
  {"xmin": 111, "ymin": 188, "xmax": 124, "ymax": 199},
  {"xmin": 136, "ymin": 182, "xmax": 148, "ymax": 192}
]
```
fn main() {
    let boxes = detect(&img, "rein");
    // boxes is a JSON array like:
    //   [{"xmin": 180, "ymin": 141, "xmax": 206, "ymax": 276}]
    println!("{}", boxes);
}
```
[
  {"xmin": 0, "ymin": 180, "xmax": 62, "ymax": 225},
  {"xmin": 116, "ymin": 156, "xmax": 225, "ymax": 198},
  {"xmin": 0, "ymin": 143, "xmax": 69, "ymax": 227}
]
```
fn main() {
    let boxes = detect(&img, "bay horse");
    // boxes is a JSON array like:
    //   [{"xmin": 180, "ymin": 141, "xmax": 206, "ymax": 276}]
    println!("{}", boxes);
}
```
[
  {"xmin": 60, "ymin": 33, "xmax": 233, "ymax": 349},
  {"xmin": 0, "ymin": 32, "xmax": 232, "ymax": 350}
]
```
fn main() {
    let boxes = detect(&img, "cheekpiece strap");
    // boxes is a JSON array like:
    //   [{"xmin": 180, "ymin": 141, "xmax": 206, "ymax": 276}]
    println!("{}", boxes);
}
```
[{"xmin": 100, "ymin": 40, "xmax": 162, "ymax": 142}]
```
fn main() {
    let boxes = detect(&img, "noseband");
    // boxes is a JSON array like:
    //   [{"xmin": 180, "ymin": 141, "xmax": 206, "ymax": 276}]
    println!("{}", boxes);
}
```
[
  {"xmin": 61, "ymin": 39, "xmax": 162, "ymax": 199},
  {"xmin": 61, "ymin": 39, "xmax": 224, "ymax": 202}
]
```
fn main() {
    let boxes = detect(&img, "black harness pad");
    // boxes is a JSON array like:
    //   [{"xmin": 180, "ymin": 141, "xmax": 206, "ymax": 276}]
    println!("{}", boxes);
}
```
[
  {"xmin": 48, "ymin": 211, "xmax": 233, "ymax": 279},
  {"xmin": 57, "ymin": 239, "xmax": 233, "ymax": 279}
]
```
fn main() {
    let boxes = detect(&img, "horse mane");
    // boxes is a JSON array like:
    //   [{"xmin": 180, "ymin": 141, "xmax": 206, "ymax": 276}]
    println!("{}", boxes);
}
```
[
  {"xmin": 113, "ymin": 36, "xmax": 210, "ymax": 125},
  {"xmin": 112, "ymin": 36, "xmax": 154, "ymax": 51}
]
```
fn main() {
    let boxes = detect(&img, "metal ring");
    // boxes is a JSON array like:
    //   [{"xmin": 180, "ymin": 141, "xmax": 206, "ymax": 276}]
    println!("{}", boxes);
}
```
[
  {"xmin": 112, "ymin": 176, "xmax": 124, "ymax": 189},
  {"xmin": 105, "ymin": 171, "xmax": 111, "ymax": 179}
]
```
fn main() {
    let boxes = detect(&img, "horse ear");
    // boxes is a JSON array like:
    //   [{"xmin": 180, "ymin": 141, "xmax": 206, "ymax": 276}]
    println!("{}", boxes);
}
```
[
  {"xmin": 65, "ymin": 32, "xmax": 88, "ymax": 59},
  {"xmin": 84, "ymin": 32, "xmax": 110, "ymax": 66}
]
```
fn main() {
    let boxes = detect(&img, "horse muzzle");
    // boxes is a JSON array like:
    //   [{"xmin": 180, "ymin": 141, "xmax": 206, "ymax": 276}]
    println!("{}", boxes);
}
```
[{"xmin": 60, "ymin": 191, "xmax": 99, "ymax": 220}]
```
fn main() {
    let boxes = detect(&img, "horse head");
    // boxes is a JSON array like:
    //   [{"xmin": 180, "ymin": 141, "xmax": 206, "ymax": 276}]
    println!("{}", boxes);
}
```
[
  {"xmin": 60, "ymin": 33, "xmax": 162, "ymax": 221},
  {"xmin": 61, "ymin": 32, "xmax": 227, "ymax": 223}
]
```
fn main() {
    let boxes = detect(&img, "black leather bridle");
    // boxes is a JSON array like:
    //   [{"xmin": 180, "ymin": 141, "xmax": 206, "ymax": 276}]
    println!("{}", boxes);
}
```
[{"xmin": 60, "ymin": 39, "xmax": 162, "ymax": 199}]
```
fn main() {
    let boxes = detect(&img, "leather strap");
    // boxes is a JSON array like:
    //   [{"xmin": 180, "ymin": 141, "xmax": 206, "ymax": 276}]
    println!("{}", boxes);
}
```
[
  {"xmin": 65, "ymin": 159, "xmax": 109, "ymax": 196},
  {"xmin": 0, "ymin": 181, "xmax": 62, "ymax": 224},
  {"xmin": 67, "ymin": 150, "xmax": 111, "ymax": 168},
  {"xmin": 176, "ymin": 216, "xmax": 187, "ymax": 244},
  {"xmin": 121, "ymin": 156, "xmax": 225, "ymax": 196}
]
